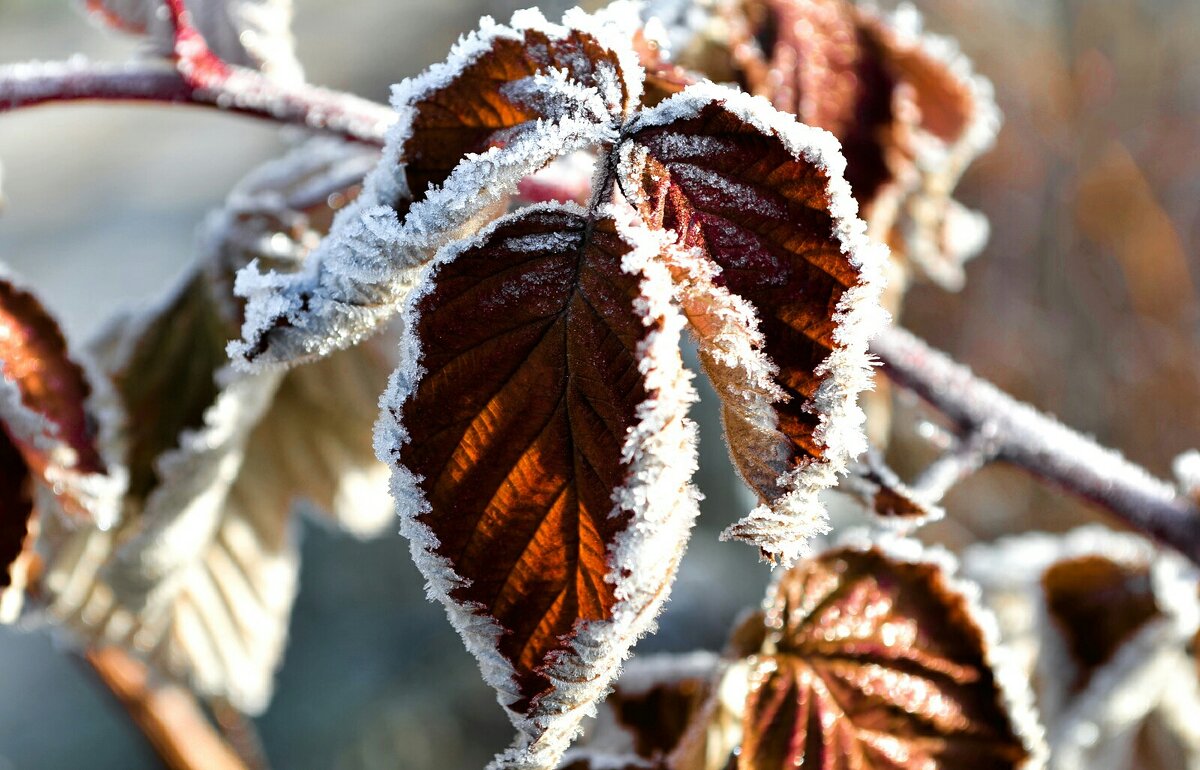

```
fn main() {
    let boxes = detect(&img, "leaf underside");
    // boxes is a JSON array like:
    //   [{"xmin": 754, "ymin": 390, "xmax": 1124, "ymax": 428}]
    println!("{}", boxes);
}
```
[
  {"xmin": 739, "ymin": 547, "xmax": 1030, "ymax": 769},
  {"xmin": 627, "ymin": 102, "xmax": 858, "ymax": 488},
  {"xmin": 398, "ymin": 207, "xmax": 650, "ymax": 711}
]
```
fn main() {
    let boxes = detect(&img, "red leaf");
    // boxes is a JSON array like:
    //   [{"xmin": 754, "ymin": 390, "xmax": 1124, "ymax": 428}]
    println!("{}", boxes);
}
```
[
  {"xmin": 738, "ymin": 544, "xmax": 1037, "ymax": 769},
  {"xmin": 396, "ymin": 10, "xmax": 638, "ymax": 210},
  {"xmin": 622, "ymin": 86, "xmax": 884, "ymax": 562},
  {"xmin": 0, "ymin": 279, "xmax": 107, "ymax": 514},
  {"xmin": 378, "ymin": 205, "xmax": 699, "ymax": 766}
]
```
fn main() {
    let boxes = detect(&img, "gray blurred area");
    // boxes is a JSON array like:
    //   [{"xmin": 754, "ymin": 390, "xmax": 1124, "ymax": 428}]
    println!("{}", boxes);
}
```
[{"xmin": 0, "ymin": 0, "xmax": 1198, "ymax": 768}]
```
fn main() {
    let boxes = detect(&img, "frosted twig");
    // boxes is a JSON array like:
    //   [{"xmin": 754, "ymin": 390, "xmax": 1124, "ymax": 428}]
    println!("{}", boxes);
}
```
[
  {"xmin": 0, "ymin": 59, "xmax": 393, "ymax": 146},
  {"xmin": 909, "ymin": 427, "xmax": 1000, "ymax": 503},
  {"xmin": 873, "ymin": 325, "xmax": 1200, "ymax": 566}
]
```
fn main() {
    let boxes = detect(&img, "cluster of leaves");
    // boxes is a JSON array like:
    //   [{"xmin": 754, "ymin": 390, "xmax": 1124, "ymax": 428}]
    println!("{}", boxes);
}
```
[{"xmin": 1, "ymin": 2, "xmax": 1197, "ymax": 770}]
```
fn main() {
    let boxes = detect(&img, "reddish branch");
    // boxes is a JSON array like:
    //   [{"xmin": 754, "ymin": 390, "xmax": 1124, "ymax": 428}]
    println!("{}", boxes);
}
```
[
  {"xmin": 86, "ymin": 648, "xmax": 249, "ymax": 770},
  {"xmin": 873, "ymin": 325, "xmax": 1200, "ymax": 566},
  {"xmin": 0, "ymin": 59, "xmax": 393, "ymax": 146}
]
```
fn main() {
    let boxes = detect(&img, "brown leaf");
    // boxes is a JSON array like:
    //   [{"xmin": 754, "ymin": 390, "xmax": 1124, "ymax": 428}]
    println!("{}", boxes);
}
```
[
  {"xmin": 379, "ymin": 204, "xmax": 699, "ymax": 765},
  {"xmin": 738, "ymin": 545, "xmax": 1034, "ymax": 769},
  {"xmin": 398, "ymin": 15, "xmax": 636, "ymax": 210},
  {"xmin": 623, "ymin": 90, "xmax": 883, "ymax": 562},
  {"xmin": 1041, "ymin": 555, "xmax": 1160, "ymax": 693}
]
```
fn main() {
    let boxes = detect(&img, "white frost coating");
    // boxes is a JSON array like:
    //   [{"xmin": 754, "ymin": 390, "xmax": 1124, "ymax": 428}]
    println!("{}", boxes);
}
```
[
  {"xmin": 829, "ymin": 530, "xmax": 1049, "ymax": 769},
  {"xmin": 229, "ymin": 3, "xmax": 647, "ymax": 369},
  {"xmin": 861, "ymin": 1, "xmax": 1001, "ymax": 289},
  {"xmin": 628, "ymin": 82, "xmax": 889, "ymax": 566},
  {"xmin": 1174, "ymin": 449, "xmax": 1200, "ymax": 501},
  {"xmin": 611, "ymin": 649, "xmax": 719, "ymax": 697},
  {"xmin": 374, "ymin": 202, "xmax": 702, "ymax": 770}
]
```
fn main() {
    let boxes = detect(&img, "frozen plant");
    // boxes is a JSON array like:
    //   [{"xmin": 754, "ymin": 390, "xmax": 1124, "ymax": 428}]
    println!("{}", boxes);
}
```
[{"xmin": 0, "ymin": 1, "xmax": 1197, "ymax": 769}]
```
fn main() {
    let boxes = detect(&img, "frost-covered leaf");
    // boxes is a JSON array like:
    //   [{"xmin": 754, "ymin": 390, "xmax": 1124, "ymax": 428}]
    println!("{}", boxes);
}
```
[
  {"xmin": 0, "ymin": 277, "xmax": 117, "ymax": 525},
  {"xmin": 621, "ymin": 83, "xmax": 886, "ymax": 564},
  {"xmin": 377, "ymin": 204, "xmax": 700, "ymax": 769},
  {"xmin": 731, "ymin": 539, "xmax": 1042, "ymax": 769},
  {"xmin": 962, "ymin": 527, "xmax": 1200, "ymax": 770},
  {"xmin": 80, "ymin": 0, "xmax": 303, "ymax": 84},
  {"xmin": 230, "ymin": 7, "xmax": 642, "ymax": 369},
  {"xmin": 0, "ymin": 275, "xmax": 120, "ymax": 621},
  {"xmin": 41, "ymin": 140, "xmax": 392, "ymax": 711},
  {"xmin": 394, "ymin": 6, "xmax": 640, "ymax": 208}
]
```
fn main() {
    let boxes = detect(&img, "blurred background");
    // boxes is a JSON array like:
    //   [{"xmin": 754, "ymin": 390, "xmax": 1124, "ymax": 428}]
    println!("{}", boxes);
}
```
[{"xmin": 0, "ymin": 0, "xmax": 1197, "ymax": 767}]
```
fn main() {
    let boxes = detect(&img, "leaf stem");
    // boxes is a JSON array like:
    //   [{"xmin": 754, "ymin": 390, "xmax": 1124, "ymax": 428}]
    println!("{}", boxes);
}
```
[
  {"xmin": 0, "ymin": 59, "xmax": 393, "ymax": 146},
  {"xmin": 84, "ymin": 647, "xmax": 250, "ymax": 770},
  {"xmin": 873, "ymin": 325, "xmax": 1200, "ymax": 565}
]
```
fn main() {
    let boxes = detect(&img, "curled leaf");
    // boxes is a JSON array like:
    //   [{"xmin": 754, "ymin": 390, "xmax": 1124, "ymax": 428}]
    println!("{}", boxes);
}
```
[
  {"xmin": 377, "ymin": 204, "xmax": 700, "ymax": 768},
  {"xmin": 622, "ymin": 83, "xmax": 887, "ymax": 564}
]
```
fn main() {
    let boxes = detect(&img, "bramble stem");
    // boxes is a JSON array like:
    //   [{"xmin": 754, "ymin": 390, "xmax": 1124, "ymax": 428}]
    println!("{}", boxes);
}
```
[
  {"xmin": 0, "ymin": 59, "xmax": 393, "ymax": 145},
  {"xmin": 85, "ymin": 647, "xmax": 249, "ymax": 770},
  {"xmin": 909, "ymin": 429, "xmax": 999, "ymax": 503},
  {"xmin": 873, "ymin": 325, "xmax": 1200, "ymax": 565}
]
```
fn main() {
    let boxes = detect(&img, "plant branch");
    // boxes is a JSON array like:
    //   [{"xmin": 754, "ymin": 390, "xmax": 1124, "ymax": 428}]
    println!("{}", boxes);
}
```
[
  {"xmin": 0, "ymin": 59, "xmax": 393, "ymax": 145},
  {"xmin": 873, "ymin": 325, "xmax": 1200, "ymax": 565},
  {"xmin": 85, "ymin": 647, "xmax": 249, "ymax": 770},
  {"xmin": 909, "ymin": 428, "xmax": 999, "ymax": 503}
]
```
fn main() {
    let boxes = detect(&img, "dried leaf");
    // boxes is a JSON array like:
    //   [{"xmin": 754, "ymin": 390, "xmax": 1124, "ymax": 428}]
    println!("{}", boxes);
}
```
[
  {"xmin": 622, "ymin": 84, "xmax": 886, "ymax": 563},
  {"xmin": 99, "ymin": 275, "xmax": 230, "ymax": 504},
  {"xmin": 377, "ymin": 204, "xmax": 700, "ymax": 768},
  {"xmin": 395, "ymin": 8, "xmax": 638, "ymax": 207},
  {"xmin": 41, "ymin": 141, "xmax": 391, "ymax": 710},
  {"xmin": 735, "ymin": 540, "xmax": 1042, "ymax": 769},
  {"xmin": 80, "ymin": 0, "xmax": 304, "ymax": 83}
]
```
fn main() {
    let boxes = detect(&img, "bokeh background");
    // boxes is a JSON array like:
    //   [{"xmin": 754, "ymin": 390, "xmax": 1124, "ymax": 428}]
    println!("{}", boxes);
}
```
[{"xmin": 0, "ymin": 0, "xmax": 1197, "ymax": 767}]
